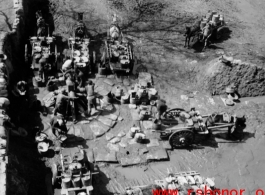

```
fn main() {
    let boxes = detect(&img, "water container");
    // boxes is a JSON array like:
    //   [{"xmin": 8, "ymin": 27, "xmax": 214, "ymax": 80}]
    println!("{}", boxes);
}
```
[
  {"xmin": 72, "ymin": 177, "xmax": 81, "ymax": 188},
  {"xmin": 62, "ymin": 177, "xmax": 71, "ymax": 189},
  {"xmin": 121, "ymin": 94, "xmax": 129, "ymax": 104},
  {"xmin": 177, "ymin": 176, "xmax": 188, "ymax": 185},
  {"xmin": 115, "ymin": 86, "xmax": 123, "ymax": 98},
  {"xmin": 81, "ymin": 175, "xmax": 91, "ymax": 187},
  {"xmin": 98, "ymin": 67, "xmax": 106, "ymax": 75},
  {"xmin": 212, "ymin": 15, "xmax": 220, "ymax": 23},
  {"xmin": 129, "ymin": 97, "xmax": 136, "ymax": 104}
]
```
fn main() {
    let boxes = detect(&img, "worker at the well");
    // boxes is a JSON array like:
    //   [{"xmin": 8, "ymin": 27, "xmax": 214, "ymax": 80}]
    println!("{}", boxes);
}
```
[
  {"xmin": 54, "ymin": 88, "xmax": 78, "ymax": 119},
  {"xmin": 0, "ymin": 55, "xmax": 8, "ymax": 81},
  {"xmin": 155, "ymin": 96, "xmax": 167, "ymax": 120},
  {"xmin": 38, "ymin": 54, "xmax": 51, "ymax": 83},
  {"xmin": 50, "ymin": 113, "xmax": 68, "ymax": 143},
  {"xmin": 77, "ymin": 80, "xmax": 98, "ymax": 117}
]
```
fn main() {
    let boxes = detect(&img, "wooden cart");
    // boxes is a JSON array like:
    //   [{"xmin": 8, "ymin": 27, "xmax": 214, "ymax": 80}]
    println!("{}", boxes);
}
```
[{"xmin": 160, "ymin": 108, "xmax": 238, "ymax": 148}]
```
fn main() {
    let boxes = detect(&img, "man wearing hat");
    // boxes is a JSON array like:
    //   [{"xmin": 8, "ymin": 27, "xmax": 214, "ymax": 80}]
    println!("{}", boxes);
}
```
[{"xmin": 50, "ymin": 113, "xmax": 68, "ymax": 142}]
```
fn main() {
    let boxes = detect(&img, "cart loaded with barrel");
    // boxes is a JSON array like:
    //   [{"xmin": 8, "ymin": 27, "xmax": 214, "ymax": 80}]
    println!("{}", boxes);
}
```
[
  {"xmin": 199, "ymin": 10, "xmax": 228, "ymax": 40},
  {"xmin": 159, "ymin": 108, "xmax": 245, "ymax": 148}
]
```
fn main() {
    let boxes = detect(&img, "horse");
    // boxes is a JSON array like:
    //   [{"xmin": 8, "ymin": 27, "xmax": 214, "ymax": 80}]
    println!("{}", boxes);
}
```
[
  {"xmin": 201, "ymin": 23, "xmax": 213, "ymax": 51},
  {"xmin": 184, "ymin": 19, "xmax": 201, "ymax": 48},
  {"xmin": 205, "ymin": 112, "xmax": 246, "ymax": 139}
]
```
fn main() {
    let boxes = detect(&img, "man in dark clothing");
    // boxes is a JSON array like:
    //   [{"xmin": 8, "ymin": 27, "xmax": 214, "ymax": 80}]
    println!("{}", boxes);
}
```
[
  {"xmin": 50, "ymin": 113, "xmax": 68, "ymax": 142},
  {"xmin": 155, "ymin": 96, "xmax": 167, "ymax": 120}
]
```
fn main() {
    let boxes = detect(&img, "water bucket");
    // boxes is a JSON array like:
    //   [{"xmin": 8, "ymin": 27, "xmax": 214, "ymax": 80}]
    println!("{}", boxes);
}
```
[
  {"xmin": 148, "ymin": 89, "xmax": 157, "ymax": 100},
  {"xmin": 137, "ymin": 89, "xmax": 144, "ymax": 98},
  {"xmin": 130, "ymin": 96, "xmax": 136, "ymax": 104},
  {"xmin": 62, "ymin": 177, "xmax": 71, "ymax": 189},
  {"xmin": 72, "ymin": 177, "xmax": 81, "ymax": 188},
  {"xmin": 115, "ymin": 86, "xmax": 123, "ymax": 98},
  {"xmin": 121, "ymin": 94, "xmax": 129, "ymax": 104},
  {"xmin": 81, "ymin": 175, "xmax": 91, "ymax": 187},
  {"xmin": 212, "ymin": 15, "xmax": 219, "ymax": 23}
]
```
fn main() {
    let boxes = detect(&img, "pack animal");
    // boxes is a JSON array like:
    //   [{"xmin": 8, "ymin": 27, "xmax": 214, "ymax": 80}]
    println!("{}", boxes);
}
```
[{"xmin": 184, "ymin": 20, "xmax": 201, "ymax": 48}]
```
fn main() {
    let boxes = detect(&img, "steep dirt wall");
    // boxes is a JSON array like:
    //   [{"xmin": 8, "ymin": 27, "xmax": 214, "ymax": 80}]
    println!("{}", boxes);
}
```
[{"xmin": 197, "ymin": 56, "xmax": 265, "ymax": 97}]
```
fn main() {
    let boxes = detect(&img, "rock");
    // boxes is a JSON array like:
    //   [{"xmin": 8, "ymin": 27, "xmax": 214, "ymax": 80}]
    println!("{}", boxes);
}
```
[
  {"xmin": 162, "ymin": 141, "xmax": 172, "ymax": 150},
  {"xmin": 96, "ymin": 74, "xmax": 106, "ymax": 78},
  {"xmin": 110, "ymin": 137, "xmax": 121, "ymax": 144},
  {"xmin": 180, "ymin": 95, "xmax": 189, "ymax": 101},
  {"xmin": 121, "ymin": 156, "xmax": 141, "ymax": 166},
  {"xmin": 139, "ymin": 148, "xmax": 148, "ymax": 155},
  {"xmin": 128, "ymin": 138, "xmax": 137, "ymax": 145},
  {"xmin": 198, "ymin": 57, "xmax": 265, "ymax": 97},
  {"xmin": 104, "ymin": 113, "xmax": 118, "ymax": 121},
  {"xmin": 117, "ymin": 131, "xmax": 126, "ymax": 138},
  {"xmin": 107, "ymin": 75, "xmax": 115, "ymax": 79},
  {"xmin": 147, "ymin": 139, "xmax": 160, "ymax": 147},
  {"xmin": 142, "ymin": 121, "xmax": 153, "ymax": 130},
  {"xmin": 106, "ymin": 133, "xmax": 115, "ymax": 141},
  {"xmin": 89, "ymin": 121, "xmax": 110, "ymax": 137},
  {"xmin": 107, "ymin": 143, "xmax": 120, "ymax": 152},
  {"xmin": 97, "ymin": 116, "xmax": 114, "ymax": 127},
  {"xmin": 95, "ymin": 151, "xmax": 118, "ymax": 163},
  {"xmin": 104, "ymin": 79, "xmax": 115, "ymax": 86},
  {"xmin": 118, "ymin": 116, "xmax": 124, "ymax": 121},
  {"xmin": 129, "ymin": 104, "xmax": 137, "ymax": 109},
  {"xmin": 146, "ymin": 148, "xmax": 169, "ymax": 161}
]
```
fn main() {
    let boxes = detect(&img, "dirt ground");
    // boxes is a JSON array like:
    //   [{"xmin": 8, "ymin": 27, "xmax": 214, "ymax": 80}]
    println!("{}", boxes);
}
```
[{"xmin": 3, "ymin": 0, "xmax": 265, "ymax": 194}]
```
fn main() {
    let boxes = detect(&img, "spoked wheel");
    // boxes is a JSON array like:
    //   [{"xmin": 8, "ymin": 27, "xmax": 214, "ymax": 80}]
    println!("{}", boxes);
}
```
[
  {"xmin": 163, "ymin": 108, "xmax": 186, "ymax": 120},
  {"xmin": 169, "ymin": 129, "xmax": 194, "ymax": 148}
]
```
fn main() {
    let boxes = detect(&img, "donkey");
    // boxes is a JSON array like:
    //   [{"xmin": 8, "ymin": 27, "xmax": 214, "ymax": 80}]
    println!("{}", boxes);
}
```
[
  {"xmin": 201, "ymin": 23, "xmax": 213, "ymax": 51},
  {"xmin": 184, "ymin": 19, "xmax": 201, "ymax": 48}
]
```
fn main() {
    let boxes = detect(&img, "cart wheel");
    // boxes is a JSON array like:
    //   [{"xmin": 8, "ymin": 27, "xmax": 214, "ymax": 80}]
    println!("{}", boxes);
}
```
[
  {"xmin": 216, "ymin": 26, "xmax": 228, "ymax": 40},
  {"xmin": 169, "ymin": 129, "xmax": 194, "ymax": 147},
  {"xmin": 164, "ymin": 108, "xmax": 186, "ymax": 119}
]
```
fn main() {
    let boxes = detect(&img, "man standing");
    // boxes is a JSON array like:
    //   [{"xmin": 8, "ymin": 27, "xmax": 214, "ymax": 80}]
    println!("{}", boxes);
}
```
[
  {"xmin": 54, "ymin": 89, "xmax": 77, "ymax": 119},
  {"xmin": 155, "ymin": 96, "xmax": 167, "ymax": 120},
  {"xmin": 77, "ymin": 80, "xmax": 98, "ymax": 117}
]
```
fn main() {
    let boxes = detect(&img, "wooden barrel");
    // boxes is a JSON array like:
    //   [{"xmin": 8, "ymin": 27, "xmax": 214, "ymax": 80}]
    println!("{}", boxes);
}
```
[
  {"xmin": 62, "ymin": 177, "xmax": 71, "ymax": 189},
  {"xmin": 72, "ymin": 177, "xmax": 81, "ymax": 188},
  {"xmin": 115, "ymin": 86, "xmax": 123, "ymax": 98},
  {"xmin": 121, "ymin": 94, "xmax": 129, "ymax": 104},
  {"xmin": 130, "ymin": 97, "xmax": 136, "ymax": 104},
  {"xmin": 81, "ymin": 175, "xmax": 90, "ymax": 187}
]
